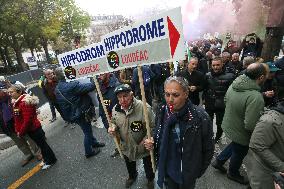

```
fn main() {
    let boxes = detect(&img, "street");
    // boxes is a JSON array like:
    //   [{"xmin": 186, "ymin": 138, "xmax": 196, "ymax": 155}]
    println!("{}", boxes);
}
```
[{"xmin": 0, "ymin": 104, "xmax": 247, "ymax": 189}]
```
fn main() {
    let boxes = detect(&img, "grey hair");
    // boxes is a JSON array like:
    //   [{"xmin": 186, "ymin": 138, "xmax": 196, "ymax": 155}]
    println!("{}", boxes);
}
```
[
  {"xmin": 189, "ymin": 57, "xmax": 198, "ymax": 63},
  {"xmin": 54, "ymin": 68, "xmax": 66, "ymax": 81},
  {"xmin": 9, "ymin": 84, "xmax": 25, "ymax": 94},
  {"xmin": 243, "ymin": 56, "xmax": 255, "ymax": 68},
  {"xmin": 164, "ymin": 76, "xmax": 189, "ymax": 94}
]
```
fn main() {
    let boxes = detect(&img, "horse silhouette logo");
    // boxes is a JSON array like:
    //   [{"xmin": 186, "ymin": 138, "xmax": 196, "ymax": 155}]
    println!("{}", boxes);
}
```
[{"xmin": 107, "ymin": 51, "xmax": 119, "ymax": 69}]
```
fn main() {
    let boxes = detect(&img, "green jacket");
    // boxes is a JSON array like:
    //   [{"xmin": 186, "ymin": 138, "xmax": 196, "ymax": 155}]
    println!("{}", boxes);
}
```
[
  {"xmin": 111, "ymin": 97, "xmax": 155, "ymax": 161},
  {"xmin": 222, "ymin": 75, "xmax": 264, "ymax": 146}
]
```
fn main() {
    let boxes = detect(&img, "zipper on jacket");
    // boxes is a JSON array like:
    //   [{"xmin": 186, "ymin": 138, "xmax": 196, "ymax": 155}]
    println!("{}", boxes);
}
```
[
  {"xmin": 180, "ymin": 127, "xmax": 190, "ymax": 174},
  {"xmin": 181, "ymin": 143, "xmax": 184, "ymax": 173}
]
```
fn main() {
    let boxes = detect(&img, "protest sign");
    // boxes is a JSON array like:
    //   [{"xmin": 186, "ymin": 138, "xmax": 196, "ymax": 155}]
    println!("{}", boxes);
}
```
[
  {"xmin": 101, "ymin": 7, "xmax": 184, "ymax": 72},
  {"xmin": 57, "ymin": 7, "xmax": 184, "ymax": 80}
]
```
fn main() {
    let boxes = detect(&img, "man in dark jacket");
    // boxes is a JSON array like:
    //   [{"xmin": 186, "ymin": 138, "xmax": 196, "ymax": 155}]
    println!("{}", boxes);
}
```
[
  {"xmin": 176, "ymin": 57, "xmax": 206, "ymax": 105},
  {"xmin": 261, "ymin": 62, "xmax": 281, "ymax": 107},
  {"xmin": 144, "ymin": 76, "xmax": 214, "ymax": 189},
  {"xmin": 41, "ymin": 69, "xmax": 61, "ymax": 123},
  {"xmin": 151, "ymin": 63, "xmax": 171, "ymax": 102},
  {"xmin": 228, "ymin": 53, "xmax": 243, "ymax": 75},
  {"xmin": 222, "ymin": 52, "xmax": 235, "ymax": 74},
  {"xmin": 98, "ymin": 73, "xmax": 120, "ymax": 157},
  {"xmin": 274, "ymin": 56, "xmax": 284, "ymax": 99},
  {"xmin": 203, "ymin": 57, "xmax": 235, "ymax": 143},
  {"xmin": 98, "ymin": 73, "xmax": 120, "ymax": 130},
  {"xmin": 132, "ymin": 65, "xmax": 155, "ymax": 106},
  {"xmin": 54, "ymin": 68, "xmax": 105, "ymax": 158}
]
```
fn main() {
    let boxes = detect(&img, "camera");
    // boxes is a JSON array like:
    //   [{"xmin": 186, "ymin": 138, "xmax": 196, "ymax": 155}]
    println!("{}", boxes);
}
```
[{"xmin": 272, "ymin": 172, "xmax": 284, "ymax": 189}]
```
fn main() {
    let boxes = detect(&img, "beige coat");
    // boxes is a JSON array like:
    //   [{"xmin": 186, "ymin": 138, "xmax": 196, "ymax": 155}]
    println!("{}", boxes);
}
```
[
  {"xmin": 247, "ymin": 109, "xmax": 284, "ymax": 189},
  {"xmin": 111, "ymin": 97, "xmax": 155, "ymax": 161}
]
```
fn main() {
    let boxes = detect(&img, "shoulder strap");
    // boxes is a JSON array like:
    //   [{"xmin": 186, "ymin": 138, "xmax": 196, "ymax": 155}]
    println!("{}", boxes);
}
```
[{"xmin": 56, "ymin": 88, "xmax": 73, "ymax": 106}]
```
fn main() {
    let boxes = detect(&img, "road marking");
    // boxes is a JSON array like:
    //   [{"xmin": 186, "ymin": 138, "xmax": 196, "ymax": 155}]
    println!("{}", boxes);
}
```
[{"xmin": 8, "ymin": 163, "xmax": 41, "ymax": 189}]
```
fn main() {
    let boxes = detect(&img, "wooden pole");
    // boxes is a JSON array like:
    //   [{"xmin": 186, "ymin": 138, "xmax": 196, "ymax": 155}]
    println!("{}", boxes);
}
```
[
  {"xmin": 137, "ymin": 65, "xmax": 156, "ymax": 172},
  {"xmin": 93, "ymin": 77, "xmax": 123, "ymax": 159}
]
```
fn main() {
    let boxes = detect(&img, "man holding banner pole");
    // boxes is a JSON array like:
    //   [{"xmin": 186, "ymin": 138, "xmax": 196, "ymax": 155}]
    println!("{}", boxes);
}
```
[
  {"xmin": 97, "ymin": 73, "xmax": 120, "ymax": 130},
  {"xmin": 108, "ymin": 83, "xmax": 155, "ymax": 189}
]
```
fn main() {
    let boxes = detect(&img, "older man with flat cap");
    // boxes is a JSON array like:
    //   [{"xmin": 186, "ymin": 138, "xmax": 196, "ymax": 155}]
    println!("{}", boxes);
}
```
[{"xmin": 108, "ymin": 84, "xmax": 155, "ymax": 189}]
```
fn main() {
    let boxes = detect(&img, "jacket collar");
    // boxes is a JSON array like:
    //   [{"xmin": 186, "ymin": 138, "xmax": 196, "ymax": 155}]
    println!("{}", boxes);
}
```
[
  {"xmin": 115, "ymin": 97, "xmax": 138, "ymax": 115},
  {"xmin": 14, "ymin": 94, "xmax": 26, "ymax": 105}
]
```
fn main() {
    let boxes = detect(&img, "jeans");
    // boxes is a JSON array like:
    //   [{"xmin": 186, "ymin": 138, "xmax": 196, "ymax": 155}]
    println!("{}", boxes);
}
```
[
  {"xmin": 49, "ymin": 102, "xmax": 56, "ymax": 119},
  {"xmin": 28, "ymin": 127, "xmax": 56, "ymax": 165},
  {"xmin": 206, "ymin": 109, "xmax": 225, "ymax": 141},
  {"xmin": 216, "ymin": 141, "xmax": 249, "ymax": 176},
  {"xmin": 100, "ymin": 111, "xmax": 109, "ymax": 129},
  {"xmin": 124, "ymin": 155, "xmax": 154, "ymax": 181},
  {"xmin": 75, "ymin": 115, "xmax": 98, "ymax": 155}
]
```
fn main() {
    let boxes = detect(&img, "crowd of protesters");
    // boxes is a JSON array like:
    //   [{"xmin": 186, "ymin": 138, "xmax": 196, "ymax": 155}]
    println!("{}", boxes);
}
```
[{"xmin": 0, "ymin": 33, "xmax": 284, "ymax": 189}]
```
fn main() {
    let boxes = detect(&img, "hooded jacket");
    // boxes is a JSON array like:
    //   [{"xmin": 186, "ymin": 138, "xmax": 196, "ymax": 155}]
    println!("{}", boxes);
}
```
[
  {"xmin": 55, "ymin": 80, "xmax": 95, "ymax": 122},
  {"xmin": 222, "ymin": 74, "xmax": 264, "ymax": 146},
  {"xmin": 13, "ymin": 94, "xmax": 41, "ymax": 136},
  {"xmin": 249, "ymin": 103, "xmax": 284, "ymax": 172},
  {"xmin": 247, "ymin": 103, "xmax": 284, "ymax": 189}
]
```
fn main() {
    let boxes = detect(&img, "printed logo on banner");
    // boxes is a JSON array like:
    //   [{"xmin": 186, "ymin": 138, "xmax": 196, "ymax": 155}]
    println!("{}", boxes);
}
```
[
  {"xmin": 64, "ymin": 66, "xmax": 77, "ymax": 80},
  {"xmin": 107, "ymin": 51, "xmax": 120, "ymax": 69},
  {"xmin": 130, "ymin": 121, "xmax": 143, "ymax": 132}
]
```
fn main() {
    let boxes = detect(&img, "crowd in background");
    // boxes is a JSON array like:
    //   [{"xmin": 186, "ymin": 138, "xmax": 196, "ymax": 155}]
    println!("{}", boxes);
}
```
[{"xmin": 0, "ymin": 33, "xmax": 284, "ymax": 189}]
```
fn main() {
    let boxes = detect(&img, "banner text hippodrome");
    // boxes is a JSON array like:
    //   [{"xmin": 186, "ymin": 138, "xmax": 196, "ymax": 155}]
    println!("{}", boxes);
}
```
[{"xmin": 60, "ymin": 18, "xmax": 166, "ymax": 67}]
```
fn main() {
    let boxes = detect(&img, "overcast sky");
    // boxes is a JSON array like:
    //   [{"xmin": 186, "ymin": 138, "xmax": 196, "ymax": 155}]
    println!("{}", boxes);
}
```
[{"xmin": 74, "ymin": 0, "xmax": 186, "ymax": 17}]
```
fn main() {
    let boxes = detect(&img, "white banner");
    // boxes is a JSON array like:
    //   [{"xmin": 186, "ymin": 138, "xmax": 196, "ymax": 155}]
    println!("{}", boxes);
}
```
[{"xmin": 58, "ymin": 7, "xmax": 184, "ymax": 80}]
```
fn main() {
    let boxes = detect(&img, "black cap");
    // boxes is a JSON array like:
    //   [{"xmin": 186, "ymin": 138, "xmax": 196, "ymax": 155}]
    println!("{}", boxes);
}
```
[{"xmin": 114, "ymin": 84, "xmax": 132, "ymax": 95}]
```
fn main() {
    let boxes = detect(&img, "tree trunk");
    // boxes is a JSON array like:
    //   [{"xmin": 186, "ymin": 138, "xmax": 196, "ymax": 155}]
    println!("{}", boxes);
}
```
[
  {"xmin": 261, "ymin": 27, "xmax": 284, "ymax": 62},
  {"xmin": 0, "ymin": 47, "xmax": 9, "ymax": 73},
  {"xmin": 41, "ymin": 37, "xmax": 51, "ymax": 64},
  {"xmin": 13, "ymin": 47, "xmax": 28, "ymax": 72},
  {"xmin": 11, "ymin": 35, "xmax": 28, "ymax": 72},
  {"xmin": 30, "ymin": 48, "xmax": 34, "ymax": 57},
  {"xmin": 4, "ymin": 46, "xmax": 13, "ymax": 71}
]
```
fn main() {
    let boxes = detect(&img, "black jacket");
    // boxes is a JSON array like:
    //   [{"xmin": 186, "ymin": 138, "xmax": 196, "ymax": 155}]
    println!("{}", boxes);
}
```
[
  {"xmin": 275, "ymin": 57, "xmax": 284, "ymax": 86},
  {"xmin": 176, "ymin": 70, "xmax": 206, "ymax": 105},
  {"xmin": 228, "ymin": 60, "xmax": 243, "ymax": 75},
  {"xmin": 261, "ymin": 78, "xmax": 279, "ymax": 107},
  {"xmin": 154, "ymin": 103, "xmax": 214, "ymax": 186},
  {"xmin": 204, "ymin": 70, "xmax": 235, "ymax": 110}
]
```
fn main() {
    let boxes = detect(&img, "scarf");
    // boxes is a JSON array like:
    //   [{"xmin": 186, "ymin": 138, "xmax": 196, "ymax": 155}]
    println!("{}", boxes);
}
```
[{"xmin": 157, "ymin": 101, "xmax": 200, "ymax": 188}]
